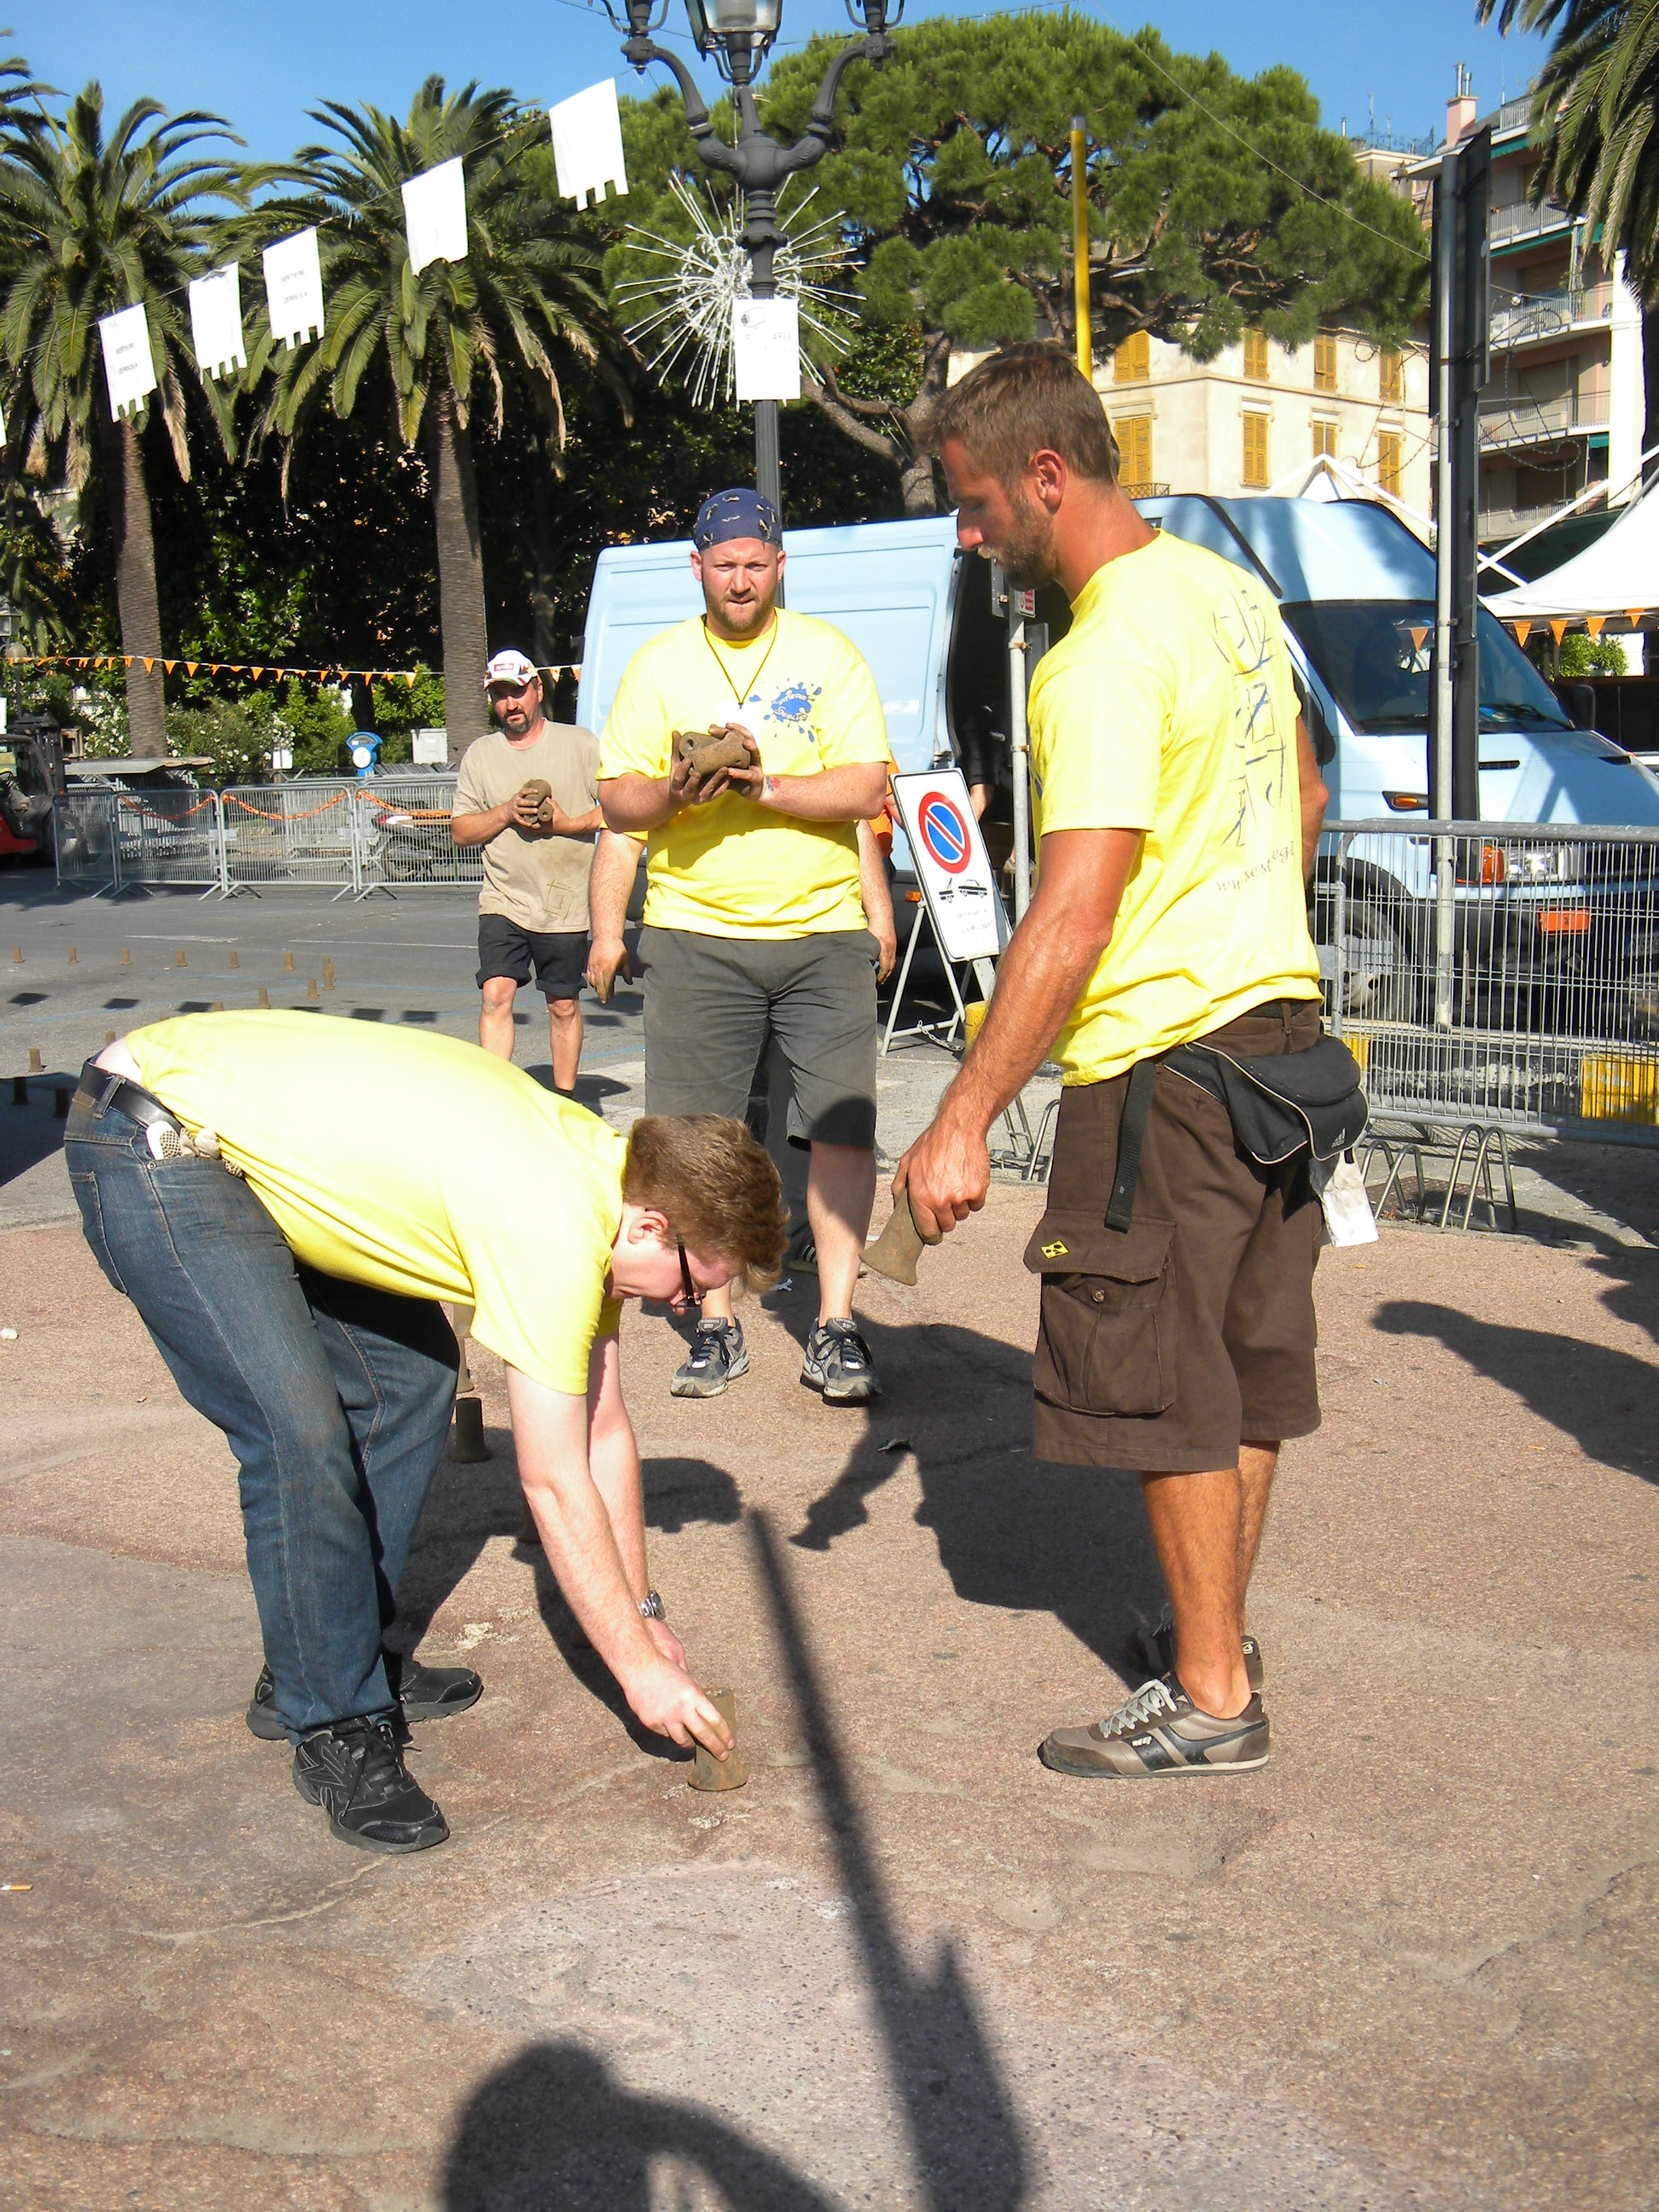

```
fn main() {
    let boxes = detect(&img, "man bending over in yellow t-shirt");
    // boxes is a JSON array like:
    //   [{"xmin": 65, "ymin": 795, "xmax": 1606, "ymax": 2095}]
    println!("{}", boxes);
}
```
[{"xmin": 65, "ymin": 1012, "xmax": 785, "ymax": 1856}]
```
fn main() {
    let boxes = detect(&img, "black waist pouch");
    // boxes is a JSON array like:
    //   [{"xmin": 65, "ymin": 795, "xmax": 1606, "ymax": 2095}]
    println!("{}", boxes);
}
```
[
  {"xmin": 1104, "ymin": 1032, "xmax": 1369, "ymax": 1231},
  {"xmin": 1167, "ymin": 1033, "xmax": 1370, "ymax": 1167}
]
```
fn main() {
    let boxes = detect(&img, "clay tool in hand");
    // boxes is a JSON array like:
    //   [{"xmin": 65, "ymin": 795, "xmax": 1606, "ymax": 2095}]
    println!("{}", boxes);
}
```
[
  {"xmin": 861, "ymin": 1187, "xmax": 940, "ymax": 1287},
  {"xmin": 689, "ymin": 1688, "xmax": 748, "ymax": 1791}
]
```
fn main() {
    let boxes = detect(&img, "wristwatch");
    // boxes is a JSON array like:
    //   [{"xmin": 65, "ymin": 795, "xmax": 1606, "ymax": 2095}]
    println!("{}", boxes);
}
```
[{"xmin": 638, "ymin": 1590, "xmax": 666, "ymax": 1621}]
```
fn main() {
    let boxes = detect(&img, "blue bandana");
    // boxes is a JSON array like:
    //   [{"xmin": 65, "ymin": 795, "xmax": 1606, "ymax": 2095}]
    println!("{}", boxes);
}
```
[{"xmin": 693, "ymin": 487, "xmax": 782, "ymax": 550}]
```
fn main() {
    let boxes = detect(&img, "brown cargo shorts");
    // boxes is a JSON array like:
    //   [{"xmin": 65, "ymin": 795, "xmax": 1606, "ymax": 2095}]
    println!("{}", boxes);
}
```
[{"xmin": 1027, "ymin": 997, "xmax": 1324, "ymax": 1474}]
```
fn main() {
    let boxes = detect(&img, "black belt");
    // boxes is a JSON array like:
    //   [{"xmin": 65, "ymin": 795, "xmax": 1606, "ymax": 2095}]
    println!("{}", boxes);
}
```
[{"xmin": 75, "ymin": 1062, "xmax": 185, "ymax": 1136}]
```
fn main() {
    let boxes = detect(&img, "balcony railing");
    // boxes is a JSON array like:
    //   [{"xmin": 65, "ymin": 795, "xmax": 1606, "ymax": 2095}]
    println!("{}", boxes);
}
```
[
  {"xmin": 1479, "ymin": 499, "xmax": 1593, "ymax": 542},
  {"xmin": 1121, "ymin": 480, "xmax": 1171, "ymax": 498},
  {"xmin": 1489, "ymin": 198, "xmax": 1575, "ymax": 247},
  {"xmin": 1489, "ymin": 284, "xmax": 1613, "ymax": 349},
  {"xmin": 1495, "ymin": 94, "xmax": 1535, "ymax": 134},
  {"xmin": 1478, "ymin": 391, "xmax": 1605, "ymax": 448}
]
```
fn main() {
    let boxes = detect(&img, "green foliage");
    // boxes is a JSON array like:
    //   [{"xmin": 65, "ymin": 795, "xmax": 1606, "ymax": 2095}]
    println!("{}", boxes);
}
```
[
  {"xmin": 1556, "ymin": 629, "xmax": 1628, "ymax": 675},
  {"xmin": 751, "ymin": 15, "xmax": 1428, "ymax": 361},
  {"xmin": 170, "ymin": 695, "xmax": 276, "ymax": 783},
  {"xmin": 0, "ymin": 83, "xmax": 244, "ymax": 482},
  {"xmin": 245, "ymin": 79, "xmax": 624, "ymax": 455},
  {"xmin": 1478, "ymin": 2, "xmax": 1659, "ymax": 299}
]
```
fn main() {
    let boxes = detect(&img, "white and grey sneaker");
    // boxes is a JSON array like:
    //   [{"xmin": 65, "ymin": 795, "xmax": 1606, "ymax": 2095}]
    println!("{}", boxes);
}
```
[
  {"xmin": 670, "ymin": 1318, "xmax": 749, "ymax": 1399},
  {"xmin": 1039, "ymin": 1672, "xmax": 1270, "ymax": 1778},
  {"xmin": 800, "ymin": 1317, "xmax": 881, "ymax": 1404}
]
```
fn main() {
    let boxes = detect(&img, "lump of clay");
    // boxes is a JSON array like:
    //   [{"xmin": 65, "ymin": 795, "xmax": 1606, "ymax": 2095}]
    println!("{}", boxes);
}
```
[{"xmin": 674, "ymin": 725, "xmax": 754, "ymax": 782}]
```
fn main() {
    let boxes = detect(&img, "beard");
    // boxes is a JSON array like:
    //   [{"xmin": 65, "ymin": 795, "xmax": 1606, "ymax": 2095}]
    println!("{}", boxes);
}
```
[
  {"xmin": 707, "ymin": 587, "xmax": 775, "ymax": 637},
  {"xmin": 992, "ymin": 494, "xmax": 1060, "ymax": 591}
]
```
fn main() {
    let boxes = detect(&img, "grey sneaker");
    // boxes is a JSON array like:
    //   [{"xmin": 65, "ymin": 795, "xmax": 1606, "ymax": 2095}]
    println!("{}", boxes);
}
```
[
  {"xmin": 671, "ymin": 1318, "xmax": 749, "ymax": 1399},
  {"xmin": 1039, "ymin": 1672, "xmax": 1270, "ymax": 1778},
  {"xmin": 1132, "ymin": 1612, "xmax": 1265, "ymax": 1694},
  {"xmin": 800, "ymin": 1317, "xmax": 882, "ymax": 1404}
]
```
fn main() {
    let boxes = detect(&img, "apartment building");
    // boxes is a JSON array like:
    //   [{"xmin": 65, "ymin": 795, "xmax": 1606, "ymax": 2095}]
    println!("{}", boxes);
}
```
[
  {"xmin": 1412, "ymin": 75, "xmax": 1647, "ymax": 552},
  {"xmin": 1096, "ymin": 323, "xmax": 1430, "ymax": 509}
]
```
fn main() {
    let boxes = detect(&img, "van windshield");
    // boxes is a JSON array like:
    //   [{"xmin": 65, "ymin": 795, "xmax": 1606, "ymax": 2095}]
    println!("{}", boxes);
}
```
[{"xmin": 1279, "ymin": 599, "xmax": 1573, "ymax": 736}]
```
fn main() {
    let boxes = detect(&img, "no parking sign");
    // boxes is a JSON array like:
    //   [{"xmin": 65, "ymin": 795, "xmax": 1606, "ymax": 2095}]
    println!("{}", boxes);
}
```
[{"xmin": 892, "ymin": 767, "xmax": 1002, "ymax": 963}]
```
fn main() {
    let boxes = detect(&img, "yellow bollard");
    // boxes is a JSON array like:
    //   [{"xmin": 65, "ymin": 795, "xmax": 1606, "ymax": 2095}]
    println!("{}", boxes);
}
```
[
  {"xmin": 67, "ymin": 946, "xmax": 78, "ymax": 965},
  {"xmin": 228, "ymin": 949, "xmax": 240, "ymax": 969},
  {"xmin": 322, "ymin": 958, "xmax": 335, "ymax": 991},
  {"xmin": 258, "ymin": 986, "xmax": 270, "ymax": 1009}
]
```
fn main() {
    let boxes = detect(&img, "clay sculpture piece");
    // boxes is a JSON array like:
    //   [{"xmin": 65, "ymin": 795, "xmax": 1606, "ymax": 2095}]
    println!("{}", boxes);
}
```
[
  {"xmin": 861, "ymin": 1188, "xmax": 937, "ymax": 1287},
  {"xmin": 673, "ymin": 725, "xmax": 754, "ymax": 788},
  {"xmin": 516, "ymin": 777, "xmax": 555, "ymax": 830}
]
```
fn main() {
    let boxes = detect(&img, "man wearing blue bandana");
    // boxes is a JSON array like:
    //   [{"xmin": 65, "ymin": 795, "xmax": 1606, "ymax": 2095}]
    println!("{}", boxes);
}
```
[{"xmin": 597, "ymin": 487, "xmax": 891, "ymax": 1406}]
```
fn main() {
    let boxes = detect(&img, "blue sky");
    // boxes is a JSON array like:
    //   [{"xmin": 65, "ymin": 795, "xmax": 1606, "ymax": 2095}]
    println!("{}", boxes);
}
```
[{"xmin": 16, "ymin": 3, "xmax": 1545, "ymax": 160}]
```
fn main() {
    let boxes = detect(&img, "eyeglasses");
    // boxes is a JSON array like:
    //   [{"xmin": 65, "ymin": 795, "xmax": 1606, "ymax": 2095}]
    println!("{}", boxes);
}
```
[{"xmin": 677, "ymin": 1242, "xmax": 703, "ymax": 1309}]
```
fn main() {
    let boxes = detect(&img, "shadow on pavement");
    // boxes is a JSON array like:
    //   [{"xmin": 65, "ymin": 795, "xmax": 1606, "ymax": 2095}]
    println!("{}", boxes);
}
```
[
  {"xmin": 791, "ymin": 1313, "xmax": 1166, "ymax": 1675},
  {"xmin": 434, "ymin": 1511, "xmax": 1029, "ymax": 2209},
  {"xmin": 440, "ymin": 2043, "xmax": 839, "ymax": 2210},
  {"xmin": 396, "ymin": 1447, "xmax": 742, "ymax": 1760},
  {"xmin": 752, "ymin": 1509, "xmax": 1027, "ymax": 2208},
  {"xmin": 1375, "ymin": 1294, "xmax": 1659, "ymax": 1486}
]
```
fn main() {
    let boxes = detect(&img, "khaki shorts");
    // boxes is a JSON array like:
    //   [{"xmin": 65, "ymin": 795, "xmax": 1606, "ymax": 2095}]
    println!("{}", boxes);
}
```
[
  {"xmin": 637, "ymin": 925, "xmax": 878, "ymax": 1150},
  {"xmin": 1027, "ymin": 998, "xmax": 1324, "ymax": 1473}
]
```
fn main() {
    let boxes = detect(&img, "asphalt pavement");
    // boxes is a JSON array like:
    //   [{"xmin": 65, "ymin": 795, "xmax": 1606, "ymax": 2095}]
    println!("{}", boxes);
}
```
[{"xmin": 2, "ymin": 868, "xmax": 1657, "ymax": 2209}]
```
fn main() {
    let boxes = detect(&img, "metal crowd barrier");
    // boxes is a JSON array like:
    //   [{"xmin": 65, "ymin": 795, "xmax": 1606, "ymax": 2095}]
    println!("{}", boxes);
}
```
[
  {"xmin": 221, "ymin": 780, "xmax": 358, "ymax": 896},
  {"xmin": 111, "ymin": 785, "xmax": 225, "ymax": 895},
  {"xmin": 352, "ymin": 776, "xmax": 482, "ymax": 894},
  {"xmin": 51, "ymin": 788, "xmax": 120, "ymax": 894},
  {"xmin": 1318, "ymin": 818, "xmax": 1659, "ymax": 1148}
]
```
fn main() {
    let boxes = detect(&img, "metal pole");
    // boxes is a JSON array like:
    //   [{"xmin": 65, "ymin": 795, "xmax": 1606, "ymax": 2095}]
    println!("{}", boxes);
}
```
[
  {"xmin": 1071, "ymin": 117, "xmax": 1091, "ymax": 379},
  {"xmin": 1432, "ymin": 160, "xmax": 1457, "ymax": 1028}
]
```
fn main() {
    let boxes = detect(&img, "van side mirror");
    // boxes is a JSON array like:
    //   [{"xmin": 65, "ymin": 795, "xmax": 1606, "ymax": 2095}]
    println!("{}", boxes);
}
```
[{"xmin": 1563, "ymin": 683, "xmax": 1596, "ymax": 731}]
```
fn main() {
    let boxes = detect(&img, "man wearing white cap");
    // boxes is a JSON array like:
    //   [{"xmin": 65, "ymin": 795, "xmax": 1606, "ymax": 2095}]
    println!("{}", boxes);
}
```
[{"xmin": 452, "ymin": 650, "xmax": 602, "ymax": 1096}]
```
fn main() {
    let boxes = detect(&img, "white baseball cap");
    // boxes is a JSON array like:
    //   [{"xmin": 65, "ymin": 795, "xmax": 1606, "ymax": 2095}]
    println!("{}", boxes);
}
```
[{"xmin": 484, "ymin": 649, "xmax": 538, "ymax": 690}]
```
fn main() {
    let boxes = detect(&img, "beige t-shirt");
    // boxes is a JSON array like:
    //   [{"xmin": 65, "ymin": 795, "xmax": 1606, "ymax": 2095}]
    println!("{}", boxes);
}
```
[{"xmin": 452, "ymin": 721, "xmax": 601, "ymax": 933}]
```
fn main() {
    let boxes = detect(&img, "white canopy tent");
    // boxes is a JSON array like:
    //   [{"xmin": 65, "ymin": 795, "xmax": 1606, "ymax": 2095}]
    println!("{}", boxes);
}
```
[{"xmin": 1485, "ymin": 485, "xmax": 1659, "ymax": 666}]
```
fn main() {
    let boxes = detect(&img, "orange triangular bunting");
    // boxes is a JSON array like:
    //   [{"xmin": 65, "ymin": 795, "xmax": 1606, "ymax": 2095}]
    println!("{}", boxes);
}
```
[
  {"xmin": 1513, "ymin": 620, "xmax": 1531, "ymax": 647},
  {"xmin": 209, "ymin": 663, "xmax": 221, "ymax": 674},
  {"xmin": 143, "ymin": 657, "xmax": 155, "ymax": 674},
  {"xmin": 405, "ymin": 671, "xmax": 416, "ymax": 687},
  {"xmin": 1627, "ymin": 609, "xmax": 1644, "ymax": 627},
  {"xmin": 164, "ymin": 659, "xmax": 177, "ymax": 673},
  {"xmin": 185, "ymin": 661, "xmax": 198, "ymax": 676},
  {"xmin": 273, "ymin": 667, "xmax": 285, "ymax": 683},
  {"xmin": 1549, "ymin": 619, "xmax": 1568, "ymax": 643},
  {"xmin": 123, "ymin": 655, "xmax": 132, "ymax": 668},
  {"xmin": 1586, "ymin": 614, "xmax": 1604, "ymax": 638},
  {"xmin": 1408, "ymin": 626, "xmax": 1429, "ymax": 651},
  {"xmin": 250, "ymin": 667, "xmax": 264, "ymax": 682},
  {"xmin": 76, "ymin": 656, "xmax": 88, "ymax": 669}
]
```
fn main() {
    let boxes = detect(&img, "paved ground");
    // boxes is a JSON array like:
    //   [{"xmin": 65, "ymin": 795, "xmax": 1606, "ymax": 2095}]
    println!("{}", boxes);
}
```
[{"xmin": 3, "ymin": 874, "xmax": 1658, "ymax": 2209}]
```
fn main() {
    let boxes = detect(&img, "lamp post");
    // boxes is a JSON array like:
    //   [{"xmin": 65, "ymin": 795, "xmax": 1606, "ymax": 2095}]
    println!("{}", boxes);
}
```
[{"xmin": 602, "ymin": 0, "xmax": 900, "ymax": 521}]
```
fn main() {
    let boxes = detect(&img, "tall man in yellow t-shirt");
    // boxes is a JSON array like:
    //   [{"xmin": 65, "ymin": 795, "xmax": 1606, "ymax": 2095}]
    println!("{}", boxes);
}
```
[
  {"xmin": 65, "ymin": 1013, "xmax": 784, "ymax": 1854},
  {"xmin": 899, "ymin": 345, "xmax": 1330, "ymax": 1782},
  {"xmin": 597, "ymin": 487, "xmax": 892, "ymax": 1406}
]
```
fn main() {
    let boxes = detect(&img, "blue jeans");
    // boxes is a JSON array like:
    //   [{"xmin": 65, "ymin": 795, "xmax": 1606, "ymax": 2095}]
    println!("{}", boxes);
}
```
[{"xmin": 66, "ymin": 1080, "xmax": 459, "ymax": 1738}]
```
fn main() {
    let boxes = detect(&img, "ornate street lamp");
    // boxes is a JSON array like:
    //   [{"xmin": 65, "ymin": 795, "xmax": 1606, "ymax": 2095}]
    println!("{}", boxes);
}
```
[{"xmin": 600, "ymin": 0, "xmax": 901, "ymax": 520}]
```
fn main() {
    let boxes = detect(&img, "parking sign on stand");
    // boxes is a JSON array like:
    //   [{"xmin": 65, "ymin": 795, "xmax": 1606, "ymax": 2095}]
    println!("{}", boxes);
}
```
[{"xmin": 892, "ymin": 767, "xmax": 1003, "ymax": 963}]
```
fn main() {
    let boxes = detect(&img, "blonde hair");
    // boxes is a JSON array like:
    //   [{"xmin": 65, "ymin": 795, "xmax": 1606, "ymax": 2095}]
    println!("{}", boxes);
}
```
[
  {"xmin": 624, "ymin": 1115, "xmax": 787, "ymax": 1293},
  {"xmin": 934, "ymin": 341, "xmax": 1120, "ymax": 491}
]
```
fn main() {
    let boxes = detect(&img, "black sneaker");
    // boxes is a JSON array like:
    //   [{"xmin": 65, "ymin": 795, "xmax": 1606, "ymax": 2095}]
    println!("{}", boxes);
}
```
[
  {"xmin": 246, "ymin": 1652, "xmax": 483, "ymax": 1742},
  {"xmin": 1131, "ymin": 1611, "xmax": 1265, "ymax": 1694},
  {"xmin": 670, "ymin": 1318, "xmax": 749, "ymax": 1399},
  {"xmin": 800, "ymin": 1317, "xmax": 882, "ymax": 1404},
  {"xmin": 292, "ymin": 1714, "xmax": 449, "ymax": 1853},
  {"xmin": 1039, "ymin": 1672, "xmax": 1270, "ymax": 1778}
]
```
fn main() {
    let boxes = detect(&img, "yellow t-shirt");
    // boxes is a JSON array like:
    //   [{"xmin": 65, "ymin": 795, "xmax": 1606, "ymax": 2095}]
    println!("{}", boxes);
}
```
[
  {"xmin": 1028, "ymin": 528, "xmax": 1321, "ymax": 1086},
  {"xmin": 125, "ymin": 1011, "xmax": 626, "ymax": 1394},
  {"xmin": 597, "ymin": 608, "xmax": 889, "ymax": 939}
]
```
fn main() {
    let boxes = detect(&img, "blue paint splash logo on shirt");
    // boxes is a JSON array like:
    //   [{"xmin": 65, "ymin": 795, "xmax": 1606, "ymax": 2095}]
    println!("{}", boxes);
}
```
[{"xmin": 768, "ymin": 679, "xmax": 822, "ymax": 731}]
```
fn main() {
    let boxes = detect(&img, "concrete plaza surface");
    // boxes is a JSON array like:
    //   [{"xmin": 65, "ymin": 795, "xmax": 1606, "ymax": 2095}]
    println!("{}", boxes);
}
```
[{"xmin": 1, "ymin": 878, "xmax": 1657, "ymax": 2209}]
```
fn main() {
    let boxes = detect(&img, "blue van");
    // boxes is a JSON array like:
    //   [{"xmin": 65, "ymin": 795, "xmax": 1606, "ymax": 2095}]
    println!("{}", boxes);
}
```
[{"xmin": 579, "ymin": 496, "xmax": 1659, "ymax": 837}]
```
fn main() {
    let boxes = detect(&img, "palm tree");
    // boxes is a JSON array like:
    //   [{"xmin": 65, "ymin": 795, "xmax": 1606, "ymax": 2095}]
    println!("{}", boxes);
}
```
[
  {"xmin": 249, "ymin": 79, "xmax": 626, "ymax": 756},
  {"xmin": 1480, "ymin": 1, "xmax": 1659, "ymax": 466},
  {"xmin": 0, "ymin": 84, "xmax": 243, "ymax": 754}
]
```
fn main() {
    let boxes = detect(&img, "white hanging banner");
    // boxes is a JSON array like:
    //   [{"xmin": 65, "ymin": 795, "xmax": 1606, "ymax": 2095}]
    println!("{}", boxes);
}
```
[
  {"xmin": 189, "ymin": 264, "xmax": 247, "ymax": 381},
  {"xmin": 550, "ymin": 80, "xmax": 627, "ymax": 208},
  {"xmin": 401, "ymin": 158, "xmax": 468, "ymax": 276},
  {"xmin": 733, "ymin": 296, "xmax": 800, "ymax": 403},
  {"xmin": 99, "ymin": 303, "xmax": 158, "ymax": 421},
  {"xmin": 262, "ymin": 228, "xmax": 325, "ymax": 350}
]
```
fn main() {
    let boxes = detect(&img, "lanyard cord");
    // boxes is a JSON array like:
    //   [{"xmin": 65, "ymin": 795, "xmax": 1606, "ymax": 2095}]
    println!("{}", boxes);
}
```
[{"xmin": 701, "ymin": 614, "xmax": 780, "ymax": 708}]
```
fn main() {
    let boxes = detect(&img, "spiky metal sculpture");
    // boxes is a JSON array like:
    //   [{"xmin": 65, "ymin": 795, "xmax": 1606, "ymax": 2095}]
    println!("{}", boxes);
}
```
[{"xmin": 614, "ymin": 175, "xmax": 855, "ymax": 407}]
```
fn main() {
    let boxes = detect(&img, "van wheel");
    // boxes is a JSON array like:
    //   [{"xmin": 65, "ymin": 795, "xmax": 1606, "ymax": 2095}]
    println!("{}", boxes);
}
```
[{"xmin": 1342, "ymin": 898, "xmax": 1415, "ymax": 1022}]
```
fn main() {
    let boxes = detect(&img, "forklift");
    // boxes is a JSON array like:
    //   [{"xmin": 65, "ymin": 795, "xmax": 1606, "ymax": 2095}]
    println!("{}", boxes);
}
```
[{"xmin": 0, "ymin": 713, "xmax": 63, "ymax": 862}]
